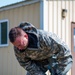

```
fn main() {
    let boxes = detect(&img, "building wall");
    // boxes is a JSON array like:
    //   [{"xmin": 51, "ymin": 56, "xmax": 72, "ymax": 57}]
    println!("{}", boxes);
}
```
[
  {"xmin": 47, "ymin": 1, "xmax": 73, "ymax": 47},
  {"xmin": 46, "ymin": 1, "xmax": 74, "ymax": 75},
  {"xmin": 0, "ymin": 2, "xmax": 40, "ymax": 75}
]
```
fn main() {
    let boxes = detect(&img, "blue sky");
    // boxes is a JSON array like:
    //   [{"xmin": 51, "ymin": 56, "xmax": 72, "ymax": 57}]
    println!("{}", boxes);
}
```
[{"xmin": 0, "ymin": 0, "xmax": 23, "ymax": 7}]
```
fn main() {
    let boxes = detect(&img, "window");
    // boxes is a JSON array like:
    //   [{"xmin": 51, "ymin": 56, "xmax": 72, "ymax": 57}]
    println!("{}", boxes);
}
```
[{"xmin": 0, "ymin": 20, "xmax": 9, "ymax": 47}]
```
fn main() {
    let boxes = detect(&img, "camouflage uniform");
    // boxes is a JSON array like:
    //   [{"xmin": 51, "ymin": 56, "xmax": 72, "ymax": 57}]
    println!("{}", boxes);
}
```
[{"xmin": 14, "ymin": 22, "xmax": 73, "ymax": 75}]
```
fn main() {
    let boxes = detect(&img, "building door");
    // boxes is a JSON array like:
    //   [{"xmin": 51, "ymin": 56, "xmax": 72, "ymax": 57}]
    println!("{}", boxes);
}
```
[{"xmin": 71, "ymin": 22, "xmax": 75, "ymax": 75}]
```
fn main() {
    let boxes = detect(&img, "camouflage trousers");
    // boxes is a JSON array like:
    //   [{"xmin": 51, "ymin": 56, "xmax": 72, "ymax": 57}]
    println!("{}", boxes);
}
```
[{"xmin": 26, "ymin": 56, "xmax": 73, "ymax": 75}]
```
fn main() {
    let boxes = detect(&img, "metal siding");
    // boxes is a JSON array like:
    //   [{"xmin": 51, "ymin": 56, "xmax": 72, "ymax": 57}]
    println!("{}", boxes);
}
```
[
  {"xmin": 61, "ymin": 1, "xmax": 66, "ymax": 42},
  {"xmin": 48, "ymin": 1, "xmax": 74, "ymax": 75},
  {"xmin": 57, "ymin": 1, "xmax": 62, "ymax": 38},
  {"xmin": 0, "ymin": 49, "xmax": 3, "ymax": 75},
  {"xmin": 48, "ymin": 1, "xmax": 53, "ymax": 32},
  {"xmin": 23, "ymin": 5, "xmax": 29, "ymax": 22},
  {"xmin": 48, "ymin": 1, "xmax": 74, "ymax": 47},
  {"xmin": 69, "ymin": 1, "xmax": 73, "ymax": 49},
  {"xmin": 53, "ymin": 1, "xmax": 58, "ymax": 34},
  {"xmin": 33, "ymin": 3, "xmax": 40, "ymax": 28},
  {"xmin": 0, "ymin": 2, "xmax": 40, "ymax": 75},
  {"xmin": 43, "ymin": 0, "xmax": 49, "ymax": 31},
  {"xmin": 73, "ymin": 1, "xmax": 75, "ymax": 21},
  {"xmin": 65, "ymin": 1, "xmax": 70, "ymax": 47}
]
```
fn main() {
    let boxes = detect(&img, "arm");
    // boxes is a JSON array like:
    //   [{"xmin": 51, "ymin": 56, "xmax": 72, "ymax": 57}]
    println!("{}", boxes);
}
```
[
  {"xmin": 15, "ymin": 55, "xmax": 46, "ymax": 75},
  {"xmin": 39, "ymin": 31, "xmax": 72, "ymax": 58},
  {"xmin": 49, "ymin": 32, "xmax": 72, "ymax": 57}
]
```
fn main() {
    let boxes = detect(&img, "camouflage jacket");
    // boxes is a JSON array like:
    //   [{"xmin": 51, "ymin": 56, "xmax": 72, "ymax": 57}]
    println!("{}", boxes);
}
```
[{"xmin": 14, "ymin": 22, "xmax": 72, "ymax": 75}]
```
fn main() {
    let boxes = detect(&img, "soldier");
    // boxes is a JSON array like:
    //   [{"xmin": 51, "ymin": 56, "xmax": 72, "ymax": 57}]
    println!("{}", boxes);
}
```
[{"xmin": 9, "ymin": 22, "xmax": 73, "ymax": 75}]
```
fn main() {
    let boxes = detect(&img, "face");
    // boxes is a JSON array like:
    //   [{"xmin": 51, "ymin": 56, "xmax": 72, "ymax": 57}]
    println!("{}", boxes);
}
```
[{"xmin": 12, "ymin": 34, "xmax": 28, "ymax": 50}]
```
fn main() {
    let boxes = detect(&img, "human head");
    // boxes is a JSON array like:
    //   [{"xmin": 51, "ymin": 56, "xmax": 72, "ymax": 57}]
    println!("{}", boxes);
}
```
[{"xmin": 9, "ymin": 27, "xmax": 28, "ymax": 50}]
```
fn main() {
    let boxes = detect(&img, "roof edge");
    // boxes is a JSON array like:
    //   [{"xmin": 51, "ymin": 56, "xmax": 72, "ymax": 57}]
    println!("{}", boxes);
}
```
[{"xmin": 0, "ymin": 0, "xmax": 40, "ymax": 11}]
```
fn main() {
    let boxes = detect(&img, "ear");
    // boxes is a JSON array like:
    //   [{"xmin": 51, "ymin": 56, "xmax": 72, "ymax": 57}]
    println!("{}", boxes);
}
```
[{"xmin": 24, "ymin": 34, "xmax": 28, "ymax": 39}]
